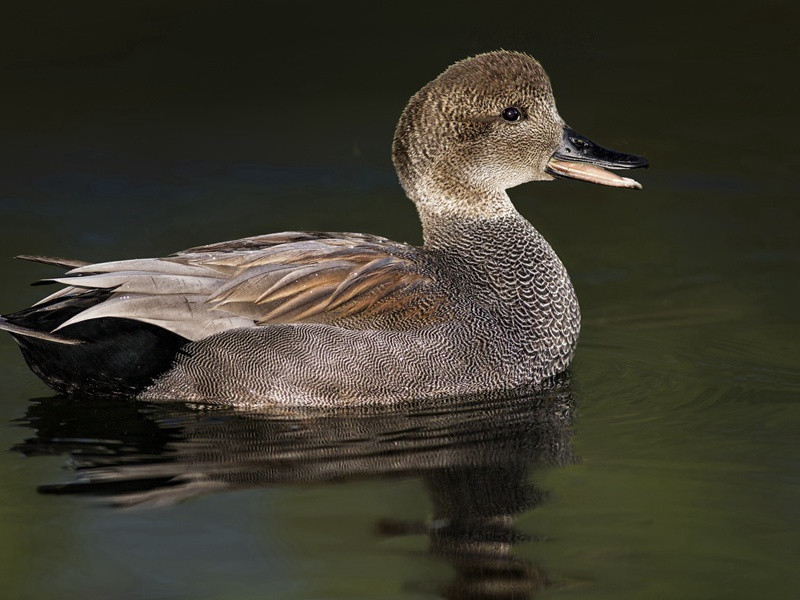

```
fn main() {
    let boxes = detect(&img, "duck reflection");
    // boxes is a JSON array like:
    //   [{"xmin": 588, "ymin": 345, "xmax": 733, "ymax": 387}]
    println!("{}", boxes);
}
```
[{"xmin": 12, "ymin": 379, "xmax": 576, "ymax": 599}]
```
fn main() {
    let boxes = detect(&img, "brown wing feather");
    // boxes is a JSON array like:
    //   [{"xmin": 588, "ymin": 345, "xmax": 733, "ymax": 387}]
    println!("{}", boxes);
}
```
[
  {"xmin": 195, "ymin": 235, "xmax": 450, "ymax": 327},
  {"xmin": 180, "ymin": 231, "xmax": 394, "ymax": 255},
  {"xmin": 33, "ymin": 232, "xmax": 450, "ymax": 340}
]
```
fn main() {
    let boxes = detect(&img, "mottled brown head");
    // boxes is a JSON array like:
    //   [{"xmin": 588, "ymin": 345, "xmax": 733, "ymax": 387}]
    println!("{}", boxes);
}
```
[
  {"xmin": 392, "ymin": 51, "xmax": 647, "ymax": 225},
  {"xmin": 392, "ymin": 51, "xmax": 564, "ymax": 216}
]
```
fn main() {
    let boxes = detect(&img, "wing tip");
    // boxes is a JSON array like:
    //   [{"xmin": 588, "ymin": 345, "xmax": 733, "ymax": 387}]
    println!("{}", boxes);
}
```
[{"xmin": 16, "ymin": 255, "xmax": 90, "ymax": 269}]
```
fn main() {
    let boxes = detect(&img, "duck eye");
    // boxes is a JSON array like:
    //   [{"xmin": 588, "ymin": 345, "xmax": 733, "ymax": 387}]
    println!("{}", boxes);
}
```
[{"xmin": 501, "ymin": 107, "xmax": 522, "ymax": 122}]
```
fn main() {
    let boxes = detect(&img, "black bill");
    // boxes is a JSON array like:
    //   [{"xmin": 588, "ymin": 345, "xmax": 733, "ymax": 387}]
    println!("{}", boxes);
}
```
[{"xmin": 546, "ymin": 126, "xmax": 649, "ymax": 189}]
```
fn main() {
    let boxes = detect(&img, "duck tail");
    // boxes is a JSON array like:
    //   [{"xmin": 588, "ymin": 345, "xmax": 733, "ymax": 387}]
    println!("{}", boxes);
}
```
[
  {"xmin": 2, "ymin": 289, "xmax": 188, "ymax": 397},
  {"xmin": 1, "ymin": 254, "xmax": 90, "ymax": 344},
  {"xmin": 0, "ymin": 316, "xmax": 82, "ymax": 345}
]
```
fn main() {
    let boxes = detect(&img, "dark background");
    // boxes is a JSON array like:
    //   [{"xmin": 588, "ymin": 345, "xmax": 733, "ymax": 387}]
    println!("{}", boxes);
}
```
[{"xmin": 2, "ymin": 1, "xmax": 796, "ymax": 256}]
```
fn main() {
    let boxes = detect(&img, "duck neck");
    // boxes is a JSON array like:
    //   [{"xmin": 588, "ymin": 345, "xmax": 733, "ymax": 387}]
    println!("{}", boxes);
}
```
[
  {"xmin": 413, "ymin": 186, "xmax": 581, "ymax": 376},
  {"xmin": 410, "ymin": 179, "xmax": 520, "ymax": 246},
  {"xmin": 409, "ymin": 179, "xmax": 523, "ymax": 250},
  {"xmin": 419, "ymin": 199, "xmax": 551, "ymax": 282}
]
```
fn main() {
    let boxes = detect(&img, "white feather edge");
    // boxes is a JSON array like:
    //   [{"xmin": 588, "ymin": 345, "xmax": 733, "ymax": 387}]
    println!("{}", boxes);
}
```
[
  {"xmin": 49, "ymin": 271, "xmax": 222, "ymax": 295},
  {"xmin": 53, "ymin": 293, "xmax": 254, "ymax": 341},
  {"xmin": 68, "ymin": 258, "xmax": 221, "ymax": 276}
]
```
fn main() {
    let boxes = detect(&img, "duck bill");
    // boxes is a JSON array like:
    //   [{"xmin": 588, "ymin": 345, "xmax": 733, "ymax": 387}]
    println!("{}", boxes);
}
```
[{"xmin": 546, "ymin": 126, "xmax": 648, "ymax": 189}]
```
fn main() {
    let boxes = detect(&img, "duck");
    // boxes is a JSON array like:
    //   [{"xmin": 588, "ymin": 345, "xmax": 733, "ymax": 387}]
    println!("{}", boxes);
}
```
[{"xmin": 0, "ymin": 51, "xmax": 647, "ymax": 406}]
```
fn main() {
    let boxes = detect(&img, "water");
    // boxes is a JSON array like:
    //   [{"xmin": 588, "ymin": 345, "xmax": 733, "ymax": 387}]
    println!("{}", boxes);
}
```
[{"xmin": 1, "ymin": 2, "xmax": 798, "ymax": 599}]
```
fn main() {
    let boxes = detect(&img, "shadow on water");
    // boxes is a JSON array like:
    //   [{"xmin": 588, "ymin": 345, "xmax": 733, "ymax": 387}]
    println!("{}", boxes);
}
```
[{"xmin": 11, "ymin": 379, "xmax": 576, "ymax": 599}]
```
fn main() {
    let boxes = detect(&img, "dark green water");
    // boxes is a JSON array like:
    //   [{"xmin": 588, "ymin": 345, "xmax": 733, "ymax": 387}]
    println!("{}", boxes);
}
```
[{"xmin": 1, "ymin": 2, "xmax": 798, "ymax": 599}]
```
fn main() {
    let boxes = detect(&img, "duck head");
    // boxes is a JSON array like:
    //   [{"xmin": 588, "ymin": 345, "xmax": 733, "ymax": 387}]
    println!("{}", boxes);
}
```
[{"xmin": 392, "ymin": 51, "xmax": 647, "ymax": 222}]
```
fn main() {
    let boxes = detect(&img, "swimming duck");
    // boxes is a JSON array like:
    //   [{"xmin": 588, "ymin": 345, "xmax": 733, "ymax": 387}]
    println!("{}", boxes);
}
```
[{"xmin": 0, "ymin": 51, "xmax": 647, "ymax": 406}]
